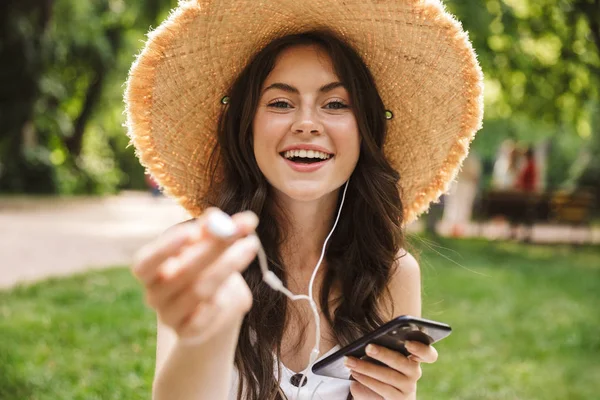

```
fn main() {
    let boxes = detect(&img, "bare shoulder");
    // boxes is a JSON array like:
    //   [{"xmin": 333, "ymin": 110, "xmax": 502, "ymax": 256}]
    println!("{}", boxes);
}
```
[
  {"xmin": 383, "ymin": 249, "xmax": 422, "ymax": 319},
  {"xmin": 393, "ymin": 249, "xmax": 420, "ymax": 276}
]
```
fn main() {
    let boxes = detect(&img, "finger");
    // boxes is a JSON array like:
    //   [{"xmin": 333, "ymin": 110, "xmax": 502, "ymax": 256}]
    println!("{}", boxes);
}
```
[
  {"xmin": 145, "ymin": 236, "xmax": 232, "ymax": 306},
  {"xmin": 405, "ymin": 341, "xmax": 438, "ymax": 364},
  {"xmin": 345, "ymin": 353, "xmax": 417, "ymax": 393},
  {"xmin": 366, "ymin": 344, "xmax": 422, "ymax": 381},
  {"xmin": 147, "ymin": 211, "xmax": 260, "ymax": 305},
  {"xmin": 230, "ymin": 211, "xmax": 260, "ymax": 236},
  {"xmin": 157, "ymin": 282, "xmax": 209, "ymax": 330},
  {"xmin": 134, "ymin": 207, "xmax": 228, "ymax": 285},
  {"xmin": 351, "ymin": 371, "xmax": 404, "ymax": 399},
  {"xmin": 192, "ymin": 235, "xmax": 260, "ymax": 301},
  {"xmin": 204, "ymin": 209, "xmax": 261, "ymax": 240},
  {"xmin": 159, "ymin": 236, "xmax": 255, "ymax": 327},
  {"xmin": 349, "ymin": 381, "xmax": 383, "ymax": 400},
  {"xmin": 132, "ymin": 221, "xmax": 201, "ymax": 284},
  {"xmin": 150, "ymin": 235, "xmax": 259, "ymax": 310}
]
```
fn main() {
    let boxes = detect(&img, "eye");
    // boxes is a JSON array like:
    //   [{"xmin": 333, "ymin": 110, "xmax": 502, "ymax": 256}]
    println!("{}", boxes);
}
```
[
  {"xmin": 324, "ymin": 101, "xmax": 349, "ymax": 110},
  {"xmin": 268, "ymin": 101, "xmax": 293, "ymax": 109}
]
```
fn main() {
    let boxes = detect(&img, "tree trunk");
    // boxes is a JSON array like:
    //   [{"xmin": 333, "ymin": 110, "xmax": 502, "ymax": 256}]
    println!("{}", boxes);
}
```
[
  {"xmin": 64, "ymin": 69, "xmax": 107, "ymax": 157},
  {"xmin": 64, "ymin": 28, "xmax": 122, "ymax": 157},
  {"xmin": 0, "ymin": 0, "xmax": 55, "ymax": 193}
]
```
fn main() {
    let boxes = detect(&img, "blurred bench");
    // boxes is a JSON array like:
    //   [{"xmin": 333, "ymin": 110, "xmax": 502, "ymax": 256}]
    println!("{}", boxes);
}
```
[
  {"xmin": 479, "ymin": 190, "xmax": 595, "ymax": 226},
  {"xmin": 548, "ymin": 191, "xmax": 596, "ymax": 225}
]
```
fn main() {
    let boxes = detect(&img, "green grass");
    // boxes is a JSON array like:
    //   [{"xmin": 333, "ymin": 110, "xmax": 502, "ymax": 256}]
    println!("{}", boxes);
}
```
[
  {"xmin": 413, "ymin": 237, "xmax": 600, "ymax": 399},
  {"xmin": 1, "ymin": 239, "xmax": 599, "ymax": 399},
  {"xmin": 0, "ymin": 271, "xmax": 156, "ymax": 400}
]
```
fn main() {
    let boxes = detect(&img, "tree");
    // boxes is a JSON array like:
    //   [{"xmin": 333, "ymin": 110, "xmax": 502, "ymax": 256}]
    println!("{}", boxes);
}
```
[
  {"xmin": 0, "ymin": 0, "xmax": 175, "ymax": 194},
  {"xmin": 0, "ymin": 0, "xmax": 56, "ymax": 192},
  {"xmin": 446, "ymin": 0, "xmax": 600, "ymax": 191},
  {"xmin": 446, "ymin": 0, "xmax": 599, "ymax": 134},
  {"xmin": 2, "ymin": 0, "xmax": 599, "ymax": 197}
]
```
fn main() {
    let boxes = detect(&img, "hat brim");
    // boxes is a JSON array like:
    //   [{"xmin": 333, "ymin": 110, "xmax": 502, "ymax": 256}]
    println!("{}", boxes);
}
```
[{"xmin": 125, "ymin": 0, "xmax": 483, "ymax": 224}]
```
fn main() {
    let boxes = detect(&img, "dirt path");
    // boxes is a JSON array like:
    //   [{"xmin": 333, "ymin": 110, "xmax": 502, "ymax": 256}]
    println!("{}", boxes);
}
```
[{"xmin": 0, "ymin": 192, "xmax": 189, "ymax": 289}]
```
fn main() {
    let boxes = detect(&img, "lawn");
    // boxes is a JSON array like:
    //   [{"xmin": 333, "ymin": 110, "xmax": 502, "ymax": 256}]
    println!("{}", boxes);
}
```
[{"xmin": 1, "ymin": 238, "xmax": 599, "ymax": 399}]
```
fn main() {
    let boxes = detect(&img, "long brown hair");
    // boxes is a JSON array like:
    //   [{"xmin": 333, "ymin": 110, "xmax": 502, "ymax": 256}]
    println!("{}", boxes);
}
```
[{"xmin": 206, "ymin": 30, "xmax": 405, "ymax": 400}]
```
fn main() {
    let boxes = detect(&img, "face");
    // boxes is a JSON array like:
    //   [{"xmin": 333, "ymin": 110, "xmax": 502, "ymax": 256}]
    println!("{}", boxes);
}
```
[{"xmin": 252, "ymin": 44, "xmax": 360, "ymax": 203}]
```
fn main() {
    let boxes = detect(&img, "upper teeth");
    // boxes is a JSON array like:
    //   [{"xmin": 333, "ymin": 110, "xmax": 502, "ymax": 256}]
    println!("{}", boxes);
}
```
[{"xmin": 283, "ymin": 150, "xmax": 331, "ymax": 160}]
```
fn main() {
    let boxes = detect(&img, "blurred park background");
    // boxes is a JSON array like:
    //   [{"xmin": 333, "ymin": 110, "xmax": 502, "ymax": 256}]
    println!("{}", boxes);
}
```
[{"xmin": 1, "ymin": 0, "xmax": 599, "ymax": 399}]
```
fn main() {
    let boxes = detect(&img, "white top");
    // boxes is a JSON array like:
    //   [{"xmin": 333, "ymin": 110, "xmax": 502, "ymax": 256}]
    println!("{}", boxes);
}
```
[{"xmin": 228, "ymin": 345, "xmax": 352, "ymax": 400}]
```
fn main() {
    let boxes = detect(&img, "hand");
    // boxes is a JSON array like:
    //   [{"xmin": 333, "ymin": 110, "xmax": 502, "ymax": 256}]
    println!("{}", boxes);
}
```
[
  {"xmin": 344, "ymin": 341, "xmax": 438, "ymax": 399},
  {"xmin": 131, "ymin": 208, "xmax": 260, "ymax": 343}
]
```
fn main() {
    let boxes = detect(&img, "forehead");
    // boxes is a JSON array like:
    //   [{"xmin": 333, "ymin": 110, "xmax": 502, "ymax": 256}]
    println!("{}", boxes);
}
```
[{"xmin": 264, "ymin": 44, "xmax": 340, "ymax": 86}]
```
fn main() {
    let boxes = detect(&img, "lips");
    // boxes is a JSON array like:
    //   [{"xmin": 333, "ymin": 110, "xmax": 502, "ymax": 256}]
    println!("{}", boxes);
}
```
[
  {"xmin": 277, "ymin": 144, "xmax": 335, "ymax": 173},
  {"xmin": 279, "ymin": 144, "xmax": 334, "ymax": 155}
]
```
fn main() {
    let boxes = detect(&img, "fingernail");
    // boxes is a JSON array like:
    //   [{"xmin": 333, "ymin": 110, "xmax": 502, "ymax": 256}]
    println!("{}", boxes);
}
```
[
  {"xmin": 404, "ymin": 341, "xmax": 417, "ymax": 351},
  {"xmin": 243, "ymin": 211, "xmax": 259, "ymax": 229},
  {"xmin": 366, "ymin": 344, "xmax": 378, "ymax": 355},
  {"xmin": 243, "ymin": 235, "xmax": 260, "ymax": 250},
  {"xmin": 344, "ymin": 356, "xmax": 356, "ymax": 368},
  {"xmin": 160, "ymin": 259, "xmax": 180, "ymax": 279}
]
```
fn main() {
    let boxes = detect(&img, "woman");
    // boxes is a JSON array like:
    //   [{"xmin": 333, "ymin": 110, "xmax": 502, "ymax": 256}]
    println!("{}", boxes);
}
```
[
  {"xmin": 442, "ymin": 152, "xmax": 482, "ymax": 237},
  {"xmin": 125, "ymin": 1, "xmax": 483, "ymax": 399},
  {"xmin": 492, "ymin": 140, "xmax": 521, "ymax": 191},
  {"xmin": 516, "ymin": 147, "xmax": 538, "ymax": 192}
]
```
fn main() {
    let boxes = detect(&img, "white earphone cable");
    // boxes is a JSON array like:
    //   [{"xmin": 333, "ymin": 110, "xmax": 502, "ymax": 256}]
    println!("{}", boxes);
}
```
[
  {"xmin": 256, "ymin": 179, "xmax": 350, "ymax": 400},
  {"xmin": 187, "ymin": 180, "xmax": 350, "ymax": 400}
]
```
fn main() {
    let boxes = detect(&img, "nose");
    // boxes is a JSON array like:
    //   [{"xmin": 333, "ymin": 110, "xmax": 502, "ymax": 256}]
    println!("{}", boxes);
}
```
[{"xmin": 290, "ymin": 107, "xmax": 323, "ymax": 135}]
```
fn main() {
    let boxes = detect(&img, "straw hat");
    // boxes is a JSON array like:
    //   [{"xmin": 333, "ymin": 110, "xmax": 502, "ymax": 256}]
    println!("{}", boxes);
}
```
[{"xmin": 125, "ymin": 0, "xmax": 484, "ymax": 224}]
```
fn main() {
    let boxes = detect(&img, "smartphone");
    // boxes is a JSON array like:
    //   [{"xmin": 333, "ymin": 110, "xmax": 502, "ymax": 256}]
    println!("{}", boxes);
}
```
[{"xmin": 311, "ymin": 315, "xmax": 451, "ymax": 379}]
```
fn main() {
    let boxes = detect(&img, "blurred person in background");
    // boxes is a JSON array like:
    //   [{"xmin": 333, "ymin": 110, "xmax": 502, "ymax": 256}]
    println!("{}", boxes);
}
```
[
  {"xmin": 492, "ymin": 139, "xmax": 521, "ymax": 191},
  {"xmin": 516, "ymin": 146, "xmax": 539, "ymax": 193},
  {"xmin": 441, "ymin": 152, "xmax": 482, "ymax": 237}
]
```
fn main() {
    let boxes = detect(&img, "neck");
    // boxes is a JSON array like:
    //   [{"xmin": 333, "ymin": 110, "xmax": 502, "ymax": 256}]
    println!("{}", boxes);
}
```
[{"xmin": 275, "ymin": 190, "xmax": 341, "ymax": 278}]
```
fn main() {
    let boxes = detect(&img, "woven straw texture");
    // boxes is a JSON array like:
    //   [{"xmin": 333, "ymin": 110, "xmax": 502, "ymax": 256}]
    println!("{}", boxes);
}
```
[{"xmin": 125, "ymin": 0, "xmax": 484, "ymax": 224}]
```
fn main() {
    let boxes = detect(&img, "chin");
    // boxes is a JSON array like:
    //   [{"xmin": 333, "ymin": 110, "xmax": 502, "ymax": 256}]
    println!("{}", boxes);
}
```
[{"xmin": 276, "ymin": 180, "xmax": 331, "ymax": 202}]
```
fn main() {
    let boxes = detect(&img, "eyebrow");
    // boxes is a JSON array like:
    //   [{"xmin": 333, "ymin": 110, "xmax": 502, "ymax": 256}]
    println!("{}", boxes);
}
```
[{"xmin": 262, "ymin": 81, "xmax": 345, "ymax": 95}]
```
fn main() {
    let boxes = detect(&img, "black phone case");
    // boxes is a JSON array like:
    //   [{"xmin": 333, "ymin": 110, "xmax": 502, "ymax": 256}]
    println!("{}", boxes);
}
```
[{"xmin": 311, "ymin": 315, "xmax": 451, "ymax": 380}]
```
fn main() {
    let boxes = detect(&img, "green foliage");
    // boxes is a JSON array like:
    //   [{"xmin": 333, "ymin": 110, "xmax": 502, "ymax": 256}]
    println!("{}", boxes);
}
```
[
  {"xmin": 446, "ymin": 0, "xmax": 600, "ymax": 189},
  {"xmin": 1, "ymin": 239, "xmax": 599, "ymax": 399},
  {"xmin": 1, "ymin": 0, "xmax": 599, "ymax": 194},
  {"xmin": 0, "ymin": 0, "xmax": 176, "ymax": 194},
  {"xmin": 447, "ymin": 0, "xmax": 599, "ymax": 131},
  {"xmin": 38, "ymin": 0, "xmax": 176, "ymax": 194}
]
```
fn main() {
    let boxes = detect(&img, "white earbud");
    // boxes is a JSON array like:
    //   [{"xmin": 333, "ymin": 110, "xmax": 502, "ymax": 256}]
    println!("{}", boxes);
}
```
[{"xmin": 206, "ymin": 210, "xmax": 237, "ymax": 238}]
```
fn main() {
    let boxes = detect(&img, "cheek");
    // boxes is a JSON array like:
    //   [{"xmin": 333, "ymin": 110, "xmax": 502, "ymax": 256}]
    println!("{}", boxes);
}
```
[
  {"xmin": 252, "ymin": 114, "xmax": 272, "ymax": 160},
  {"xmin": 330, "ymin": 118, "xmax": 360, "ymax": 160},
  {"xmin": 253, "ymin": 111, "xmax": 289, "ymax": 150},
  {"xmin": 252, "ymin": 112, "xmax": 292, "ymax": 174}
]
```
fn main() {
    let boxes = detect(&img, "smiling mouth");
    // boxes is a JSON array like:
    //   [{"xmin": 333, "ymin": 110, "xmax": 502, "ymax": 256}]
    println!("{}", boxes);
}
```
[{"xmin": 279, "ymin": 150, "xmax": 334, "ymax": 164}]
